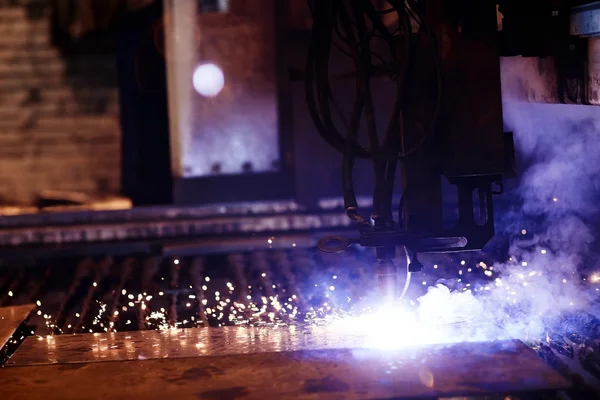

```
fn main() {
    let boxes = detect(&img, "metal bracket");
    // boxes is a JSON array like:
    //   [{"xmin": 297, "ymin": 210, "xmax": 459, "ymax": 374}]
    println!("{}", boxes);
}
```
[{"xmin": 318, "ymin": 176, "xmax": 498, "ymax": 254}]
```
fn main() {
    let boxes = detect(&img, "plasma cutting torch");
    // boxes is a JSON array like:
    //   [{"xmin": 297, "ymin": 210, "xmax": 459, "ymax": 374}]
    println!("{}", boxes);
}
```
[{"xmin": 307, "ymin": 0, "xmax": 515, "ymax": 301}]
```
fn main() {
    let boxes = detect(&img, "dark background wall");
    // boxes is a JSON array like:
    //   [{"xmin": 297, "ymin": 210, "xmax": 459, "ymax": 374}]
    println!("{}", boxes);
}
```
[{"xmin": 0, "ymin": 0, "xmax": 121, "ymax": 204}]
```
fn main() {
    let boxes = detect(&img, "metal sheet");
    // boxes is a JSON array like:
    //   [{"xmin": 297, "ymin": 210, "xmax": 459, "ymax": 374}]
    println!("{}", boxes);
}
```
[
  {"xmin": 0, "ymin": 340, "xmax": 568, "ymax": 400},
  {"xmin": 5, "ymin": 326, "xmax": 423, "ymax": 366},
  {"xmin": 7, "ymin": 325, "xmax": 508, "ymax": 367},
  {"xmin": 0, "ymin": 304, "xmax": 34, "ymax": 349}
]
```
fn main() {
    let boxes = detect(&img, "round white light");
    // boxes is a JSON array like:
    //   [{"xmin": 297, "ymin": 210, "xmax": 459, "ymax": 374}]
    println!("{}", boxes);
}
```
[{"xmin": 192, "ymin": 63, "xmax": 225, "ymax": 97}]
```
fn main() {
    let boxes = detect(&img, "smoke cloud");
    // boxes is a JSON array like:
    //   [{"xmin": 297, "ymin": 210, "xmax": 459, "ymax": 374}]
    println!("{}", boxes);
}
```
[
  {"xmin": 320, "ymin": 66, "xmax": 600, "ymax": 352},
  {"xmin": 410, "ymin": 100, "xmax": 600, "ymax": 344}
]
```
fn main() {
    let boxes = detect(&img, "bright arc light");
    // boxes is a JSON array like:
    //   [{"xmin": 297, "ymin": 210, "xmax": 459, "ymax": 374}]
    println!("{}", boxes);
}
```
[{"xmin": 193, "ymin": 63, "xmax": 225, "ymax": 97}]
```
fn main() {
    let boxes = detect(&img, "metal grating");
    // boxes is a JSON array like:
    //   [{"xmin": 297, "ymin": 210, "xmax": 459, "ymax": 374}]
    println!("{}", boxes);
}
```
[{"xmin": 0, "ymin": 247, "xmax": 384, "ymax": 334}]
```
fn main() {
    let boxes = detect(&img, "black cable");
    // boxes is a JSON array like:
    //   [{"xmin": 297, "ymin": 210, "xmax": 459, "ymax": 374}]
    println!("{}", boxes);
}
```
[
  {"xmin": 305, "ymin": 0, "xmax": 442, "ymax": 228},
  {"xmin": 363, "ymin": 0, "xmax": 408, "ymax": 221}
]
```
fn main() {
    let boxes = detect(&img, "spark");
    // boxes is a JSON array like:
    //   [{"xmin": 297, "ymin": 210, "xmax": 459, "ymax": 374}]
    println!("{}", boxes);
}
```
[
  {"xmin": 32, "ymin": 223, "xmax": 589, "ymax": 347},
  {"xmin": 319, "ymin": 300, "xmax": 492, "ymax": 350}
]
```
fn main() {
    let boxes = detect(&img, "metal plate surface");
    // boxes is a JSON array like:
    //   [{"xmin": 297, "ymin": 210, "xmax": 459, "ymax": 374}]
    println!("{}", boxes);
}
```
[
  {"xmin": 7, "ymin": 325, "xmax": 503, "ymax": 367},
  {"xmin": 8, "ymin": 326, "xmax": 346, "ymax": 366},
  {"xmin": 5, "ymin": 325, "xmax": 472, "ymax": 366},
  {"xmin": 0, "ymin": 304, "xmax": 34, "ymax": 349},
  {"xmin": 0, "ymin": 340, "xmax": 568, "ymax": 400}
]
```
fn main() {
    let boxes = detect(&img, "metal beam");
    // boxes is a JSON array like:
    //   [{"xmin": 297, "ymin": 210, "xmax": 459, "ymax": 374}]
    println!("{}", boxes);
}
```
[{"xmin": 571, "ymin": 2, "xmax": 600, "ymax": 37}]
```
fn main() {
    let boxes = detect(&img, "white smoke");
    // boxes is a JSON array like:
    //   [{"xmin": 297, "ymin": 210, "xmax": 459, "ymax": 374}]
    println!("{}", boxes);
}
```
[
  {"xmin": 321, "ymin": 78, "xmax": 600, "ymax": 349},
  {"xmin": 412, "ymin": 101, "xmax": 600, "ymax": 343},
  {"xmin": 509, "ymin": 103, "xmax": 600, "ymax": 220}
]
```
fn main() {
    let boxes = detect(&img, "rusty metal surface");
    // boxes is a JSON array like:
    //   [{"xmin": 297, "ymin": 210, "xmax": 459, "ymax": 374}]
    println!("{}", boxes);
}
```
[
  {"xmin": 0, "ymin": 340, "xmax": 568, "ymax": 400},
  {"xmin": 5, "ymin": 325, "xmax": 499, "ymax": 367},
  {"xmin": 501, "ymin": 57, "xmax": 560, "ymax": 103},
  {"xmin": 0, "ymin": 200, "xmax": 302, "ymax": 229},
  {"xmin": 0, "ymin": 210, "xmax": 350, "ymax": 247},
  {"xmin": 589, "ymin": 37, "xmax": 600, "ymax": 104},
  {"xmin": 500, "ymin": 55, "xmax": 600, "ymax": 106},
  {"xmin": 6, "ymin": 326, "xmax": 348, "ymax": 366},
  {"xmin": 0, "ymin": 304, "xmax": 34, "ymax": 349}
]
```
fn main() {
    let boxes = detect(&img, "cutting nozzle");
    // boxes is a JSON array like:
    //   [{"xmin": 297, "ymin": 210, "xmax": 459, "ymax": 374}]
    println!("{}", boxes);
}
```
[{"xmin": 376, "ymin": 258, "xmax": 397, "ymax": 303}]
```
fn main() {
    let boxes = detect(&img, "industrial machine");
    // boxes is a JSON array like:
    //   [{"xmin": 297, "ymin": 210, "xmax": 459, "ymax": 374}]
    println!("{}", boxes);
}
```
[
  {"xmin": 1, "ymin": 1, "xmax": 600, "ymax": 398},
  {"xmin": 305, "ymin": 0, "xmax": 599, "ymax": 300},
  {"xmin": 308, "ymin": 0, "xmax": 511, "ymax": 300}
]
